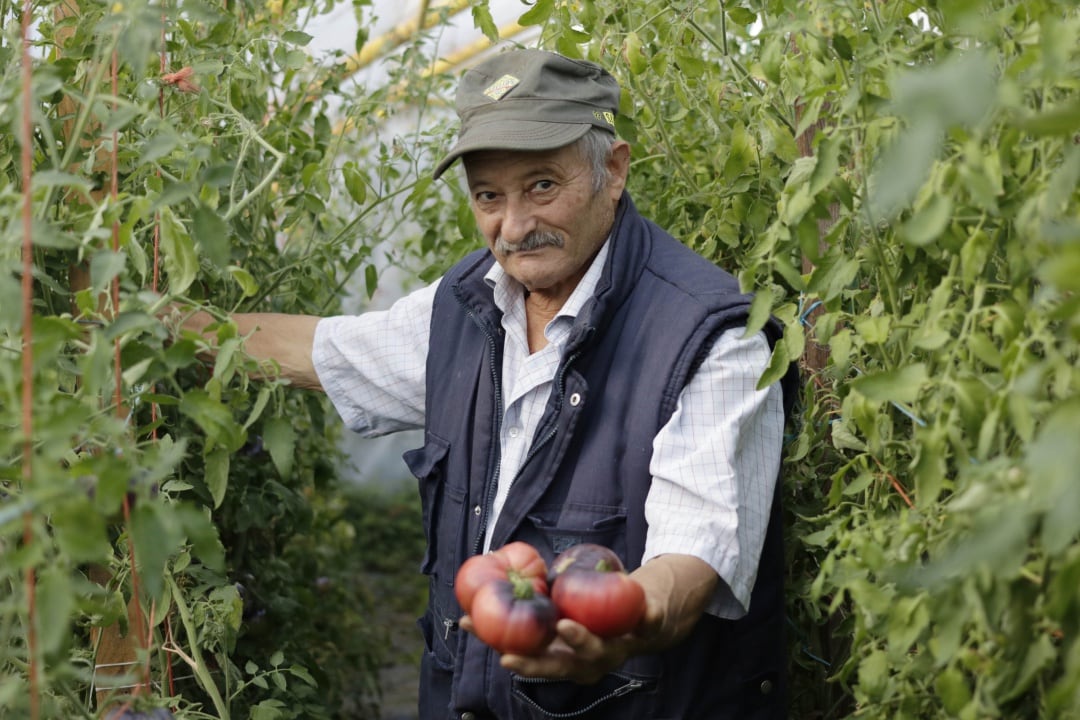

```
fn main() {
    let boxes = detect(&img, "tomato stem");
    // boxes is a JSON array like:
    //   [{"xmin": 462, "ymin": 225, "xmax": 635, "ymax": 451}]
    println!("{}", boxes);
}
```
[{"xmin": 507, "ymin": 571, "xmax": 536, "ymax": 599}]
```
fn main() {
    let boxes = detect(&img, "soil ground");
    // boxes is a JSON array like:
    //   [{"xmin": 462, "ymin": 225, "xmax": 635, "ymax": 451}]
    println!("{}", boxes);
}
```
[{"xmin": 377, "ymin": 607, "xmax": 423, "ymax": 720}]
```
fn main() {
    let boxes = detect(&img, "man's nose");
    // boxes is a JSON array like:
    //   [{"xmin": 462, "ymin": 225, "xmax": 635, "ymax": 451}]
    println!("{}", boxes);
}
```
[{"xmin": 499, "ymin": 196, "xmax": 537, "ymax": 244}]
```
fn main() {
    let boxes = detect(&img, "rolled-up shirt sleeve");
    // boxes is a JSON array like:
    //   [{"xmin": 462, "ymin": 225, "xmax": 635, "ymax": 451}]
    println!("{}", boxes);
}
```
[
  {"xmin": 311, "ymin": 279, "xmax": 439, "ymax": 436},
  {"xmin": 643, "ymin": 328, "xmax": 785, "ymax": 619}
]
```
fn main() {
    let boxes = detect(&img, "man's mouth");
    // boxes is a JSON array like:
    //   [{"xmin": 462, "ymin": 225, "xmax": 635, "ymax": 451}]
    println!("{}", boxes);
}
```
[{"xmin": 496, "ymin": 230, "xmax": 565, "ymax": 255}]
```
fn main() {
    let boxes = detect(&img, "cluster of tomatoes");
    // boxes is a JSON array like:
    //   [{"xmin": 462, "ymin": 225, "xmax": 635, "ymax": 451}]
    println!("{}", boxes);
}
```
[{"xmin": 454, "ymin": 541, "xmax": 646, "ymax": 656}]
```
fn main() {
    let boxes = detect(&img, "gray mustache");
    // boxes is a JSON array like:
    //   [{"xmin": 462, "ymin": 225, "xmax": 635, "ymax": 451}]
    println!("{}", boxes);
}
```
[{"xmin": 495, "ymin": 230, "xmax": 565, "ymax": 255}]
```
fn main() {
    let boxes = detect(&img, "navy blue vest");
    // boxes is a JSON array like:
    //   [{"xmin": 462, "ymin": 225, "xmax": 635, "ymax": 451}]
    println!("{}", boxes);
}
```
[{"xmin": 404, "ymin": 194, "xmax": 796, "ymax": 719}]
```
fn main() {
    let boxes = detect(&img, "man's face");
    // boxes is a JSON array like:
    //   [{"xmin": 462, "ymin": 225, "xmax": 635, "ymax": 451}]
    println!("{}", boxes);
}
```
[{"xmin": 463, "ymin": 139, "xmax": 629, "ymax": 303}]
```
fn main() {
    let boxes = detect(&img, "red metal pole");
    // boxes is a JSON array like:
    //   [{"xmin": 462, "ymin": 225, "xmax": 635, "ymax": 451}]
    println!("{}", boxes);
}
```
[{"xmin": 20, "ymin": 0, "xmax": 40, "ymax": 715}]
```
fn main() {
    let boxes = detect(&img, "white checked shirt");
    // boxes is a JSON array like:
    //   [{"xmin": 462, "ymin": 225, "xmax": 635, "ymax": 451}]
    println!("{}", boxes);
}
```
[{"xmin": 312, "ymin": 241, "xmax": 784, "ymax": 619}]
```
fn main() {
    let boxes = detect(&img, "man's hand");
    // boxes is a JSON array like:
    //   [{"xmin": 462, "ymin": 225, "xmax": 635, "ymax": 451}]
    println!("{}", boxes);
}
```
[
  {"xmin": 461, "ymin": 614, "xmax": 639, "ymax": 685},
  {"xmin": 460, "ymin": 553, "xmax": 719, "ymax": 685}
]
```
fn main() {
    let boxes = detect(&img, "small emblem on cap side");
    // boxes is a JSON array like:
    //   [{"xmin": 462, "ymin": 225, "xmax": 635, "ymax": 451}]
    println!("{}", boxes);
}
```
[{"xmin": 483, "ymin": 74, "xmax": 520, "ymax": 101}]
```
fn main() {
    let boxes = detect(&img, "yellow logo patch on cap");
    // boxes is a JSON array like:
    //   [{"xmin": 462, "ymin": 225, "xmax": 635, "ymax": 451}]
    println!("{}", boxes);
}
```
[{"xmin": 483, "ymin": 74, "xmax": 520, "ymax": 101}]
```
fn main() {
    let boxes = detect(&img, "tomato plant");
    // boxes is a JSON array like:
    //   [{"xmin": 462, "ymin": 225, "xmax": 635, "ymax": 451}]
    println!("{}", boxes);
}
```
[
  {"xmin": 469, "ymin": 576, "xmax": 558, "ymax": 656},
  {"xmin": 549, "ymin": 544, "xmax": 645, "ymax": 638}
]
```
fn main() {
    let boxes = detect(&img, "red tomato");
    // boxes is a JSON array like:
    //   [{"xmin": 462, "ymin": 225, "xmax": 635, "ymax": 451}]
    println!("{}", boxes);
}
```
[
  {"xmin": 548, "ymin": 542, "xmax": 625, "ymax": 579},
  {"xmin": 549, "ymin": 543, "xmax": 646, "ymax": 638},
  {"xmin": 470, "ymin": 577, "xmax": 558, "ymax": 656},
  {"xmin": 454, "ymin": 541, "xmax": 549, "ymax": 614}
]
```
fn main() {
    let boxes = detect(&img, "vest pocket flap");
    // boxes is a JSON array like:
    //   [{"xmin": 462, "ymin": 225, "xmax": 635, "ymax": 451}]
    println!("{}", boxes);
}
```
[
  {"xmin": 526, "ymin": 505, "xmax": 628, "ymax": 558},
  {"xmin": 510, "ymin": 668, "xmax": 658, "ymax": 719},
  {"xmin": 405, "ymin": 432, "xmax": 463, "ymax": 577},
  {"xmin": 403, "ymin": 431, "xmax": 451, "ymax": 479}
]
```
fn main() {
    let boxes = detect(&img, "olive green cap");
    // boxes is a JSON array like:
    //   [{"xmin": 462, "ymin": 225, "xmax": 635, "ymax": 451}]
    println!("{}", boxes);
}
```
[{"xmin": 433, "ymin": 49, "xmax": 620, "ymax": 179}]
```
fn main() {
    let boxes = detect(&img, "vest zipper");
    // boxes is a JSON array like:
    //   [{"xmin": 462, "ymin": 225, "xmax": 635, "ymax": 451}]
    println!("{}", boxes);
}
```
[
  {"xmin": 465, "ymin": 307, "xmax": 504, "ymax": 557},
  {"xmin": 511, "ymin": 674, "xmax": 644, "ymax": 718}
]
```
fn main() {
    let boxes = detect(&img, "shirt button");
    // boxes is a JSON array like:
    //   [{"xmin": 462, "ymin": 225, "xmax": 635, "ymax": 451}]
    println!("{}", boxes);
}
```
[
  {"xmin": 473, "ymin": 505, "xmax": 482, "ymax": 516},
  {"xmin": 569, "ymin": 392, "xmax": 582, "ymax": 407},
  {"xmin": 508, "ymin": 426, "xmax": 520, "ymax": 438},
  {"xmin": 760, "ymin": 679, "xmax": 774, "ymax": 695}
]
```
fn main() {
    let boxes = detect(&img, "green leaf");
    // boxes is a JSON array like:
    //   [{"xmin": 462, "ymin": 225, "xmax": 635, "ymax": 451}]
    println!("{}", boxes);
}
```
[
  {"xmin": 193, "ymin": 204, "xmax": 231, "ymax": 268},
  {"xmin": 518, "ymin": 0, "xmax": 554, "ymax": 26},
  {"xmin": 205, "ymin": 447, "xmax": 229, "ymax": 509},
  {"xmin": 89, "ymin": 250, "xmax": 127, "ymax": 295},
  {"xmin": 52, "ymin": 499, "xmax": 111, "ymax": 564},
  {"xmin": 624, "ymin": 32, "xmax": 647, "ymax": 76},
  {"xmin": 175, "ymin": 503, "xmax": 224, "ymax": 571},
  {"xmin": 30, "ymin": 170, "xmax": 94, "ymax": 194},
  {"xmin": 935, "ymin": 666, "xmax": 972, "ymax": 714},
  {"xmin": 886, "ymin": 595, "xmax": 929, "ymax": 659},
  {"xmin": 264, "ymin": 416, "xmax": 296, "ymax": 479},
  {"xmin": 851, "ymin": 363, "xmax": 928, "ymax": 405},
  {"xmin": 1028, "ymin": 400, "xmax": 1080, "ymax": 553},
  {"xmin": 858, "ymin": 649, "xmax": 889, "ymax": 698},
  {"xmin": 243, "ymin": 387, "xmax": 273, "ymax": 430},
  {"xmin": 901, "ymin": 194, "xmax": 953, "ymax": 247},
  {"xmin": 853, "ymin": 316, "xmax": 891, "ymax": 345},
  {"xmin": 891, "ymin": 50, "xmax": 996, "ymax": 127},
  {"xmin": 160, "ymin": 208, "xmax": 199, "ymax": 296},
  {"xmin": 809, "ymin": 134, "xmax": 840, "ymax": 196},
  {"xmin": 757, "ymin": 336, "xmax": 791, "ymax": 391},
  {"xmin": 36, "ymin": 566, "xmax": 75, "ymax": 656},
  {"xmin": 471, "ymin": 3, "xmax": 498, "ymax": 42},
  {"xmin": 727, "ymin": 6, "xmax": 758, "ymax": 25},
  {"xmin": 285, "ymin": 49, "xmax": 307, "ymax": 70},
  {"xmin": 1012, "ymin": 99, "xmax": 1080, "ymax": 136},
  {"xmin": 743, "ymin": 286, "xmax": 775, "ymax": 337},
  {"xmin": 250, "ymin": 699, "xmax": 286, "ymax": 720},
  {"xmin": 25, "ymin": 217, "xmax": 78, "ymax": 249},
  {"xmin": 342, "ymin": 162, "xmax": 368, "ymax": 206},
  {"xmin": 103, "ymin": 311, "xmax": 159, "ymax": 342},
  {"xmin": 365, "ymin": 263, "xmax": 378, "ymax": 300},
  {"xmin": 282, "ymin": 30, "xmax": 312, "ymax": 45},
  {"xmin": 179, "ymin": 390, "xmax": 246, "ymax": 452},
  {"xmin": 228, "ymin": 265, "xmax": 259, "ymax": 297},
  {"xmin": 131, "ymin": 502, "xmax": 183, "ymax": 602},
  {"xmin": 867, "ymin": 121, "xmax": 941, "ymax": 219},
  {"xmin": 137, "ymin": 129, "xmax": 181, "ymax": 165}
]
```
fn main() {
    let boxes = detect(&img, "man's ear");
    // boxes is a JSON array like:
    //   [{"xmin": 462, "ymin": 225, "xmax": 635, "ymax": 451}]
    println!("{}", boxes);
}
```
[{"xmin": 606, "ymin": 140, "xmax": 631, "ymax": 200}]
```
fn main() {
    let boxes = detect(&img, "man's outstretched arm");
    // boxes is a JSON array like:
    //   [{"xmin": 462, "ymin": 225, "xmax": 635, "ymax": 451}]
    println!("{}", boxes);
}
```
[{"xmin": 175, "ymin": 308, "xmax": 323, "ymax": 391}]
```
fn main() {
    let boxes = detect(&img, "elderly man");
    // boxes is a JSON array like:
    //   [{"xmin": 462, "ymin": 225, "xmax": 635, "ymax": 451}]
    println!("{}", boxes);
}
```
[{"xmin": 186, "ymin": 49, "xmax": 797, "ymax": 719}]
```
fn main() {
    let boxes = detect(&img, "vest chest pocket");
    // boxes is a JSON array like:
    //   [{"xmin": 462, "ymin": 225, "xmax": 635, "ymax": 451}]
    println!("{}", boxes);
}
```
[
  {"xmin": 525, "ymin": 505, "xmax": 629, "ymax": 564},
  {"xmin": 403, "ymin": 431, "xmax": 466, "ymax": 581}
]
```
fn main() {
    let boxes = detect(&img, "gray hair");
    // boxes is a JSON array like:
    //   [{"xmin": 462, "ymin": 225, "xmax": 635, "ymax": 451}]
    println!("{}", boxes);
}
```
[{"xmin": 574, "ymin": 128, "xmax": 618, "ymax": 195}]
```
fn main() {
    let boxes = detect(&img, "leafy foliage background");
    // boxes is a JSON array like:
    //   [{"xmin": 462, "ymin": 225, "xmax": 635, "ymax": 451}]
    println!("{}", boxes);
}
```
[{"xmin": 2, "ymin": 0, "xmax": 1079, "ymax": 718}]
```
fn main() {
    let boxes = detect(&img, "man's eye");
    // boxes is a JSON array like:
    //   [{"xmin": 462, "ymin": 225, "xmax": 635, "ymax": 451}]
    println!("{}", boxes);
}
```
[
  {"xmin": 475, "ymin": 191, "xmax": 497, "ymax": 202},
  {"xmin": 532, "ymin": 180, "xmax": 555, "ymax": 193}
]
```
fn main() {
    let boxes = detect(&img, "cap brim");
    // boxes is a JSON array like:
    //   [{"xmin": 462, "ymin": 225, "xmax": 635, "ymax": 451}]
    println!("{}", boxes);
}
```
[{"xmin": 433, "ymin": 121, "xmax": 593, "ymax": 179}]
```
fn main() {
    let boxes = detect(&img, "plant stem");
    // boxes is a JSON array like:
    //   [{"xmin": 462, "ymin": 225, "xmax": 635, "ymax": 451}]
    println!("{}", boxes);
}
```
[
  {"xmin": 167, "ymin": 574, "xmax": 230, "ymax": 720},
  {"xmin": 208, "ymin": 99, "xmax": 286, "ymax": 222},
  {"xmin": 687, "ymin": 16, "xmax": 796, "ymax": 136}
]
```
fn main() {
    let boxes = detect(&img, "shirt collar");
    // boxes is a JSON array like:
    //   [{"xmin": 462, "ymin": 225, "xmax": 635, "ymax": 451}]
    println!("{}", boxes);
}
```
[{"xmin": 484, "ymin": 239, "xmax": 611, "ymax": 329}]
